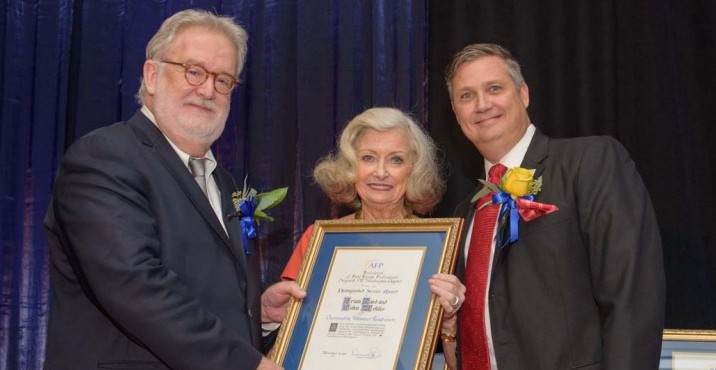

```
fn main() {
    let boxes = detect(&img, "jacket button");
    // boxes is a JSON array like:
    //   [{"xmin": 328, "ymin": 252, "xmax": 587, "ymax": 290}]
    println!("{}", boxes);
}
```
[{"xmin": 248, "ymin": 309, "xmax": 253, "ymax": 318}]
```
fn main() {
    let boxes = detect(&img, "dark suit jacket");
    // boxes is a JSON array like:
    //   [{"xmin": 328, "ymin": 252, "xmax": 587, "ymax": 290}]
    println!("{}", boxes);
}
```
[
  {"xmin": 44, "ymin": 111, "xmax": 265, "ymax": 370},
  {"xmin": 455, "ymin": 130, "xmax": 665, "ymax": 370}
]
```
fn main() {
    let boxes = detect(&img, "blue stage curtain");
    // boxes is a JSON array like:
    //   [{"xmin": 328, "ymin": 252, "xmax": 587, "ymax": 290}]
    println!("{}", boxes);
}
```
[
  {"xmin": 0, "ymin": 0, "xmax": 427, "ymax": 368},
  {"xmin": 1, "ymin": 1, "xmax": 73, "ymax": 369}
]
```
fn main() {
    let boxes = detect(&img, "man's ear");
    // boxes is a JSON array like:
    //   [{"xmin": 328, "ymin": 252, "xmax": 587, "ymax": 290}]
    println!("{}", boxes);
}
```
[
  {"xmin": 520, "ymin": 82, "xmax": 530, "ymax": 108},
  {"xmin": 143, "ymin": 60, "xmax": 158, "ymax": 95}
]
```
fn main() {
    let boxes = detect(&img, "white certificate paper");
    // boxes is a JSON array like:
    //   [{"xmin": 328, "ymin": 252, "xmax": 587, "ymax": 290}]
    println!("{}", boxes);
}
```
[
  {"xmin": 672, "ymin": 351, "xmax": 716, "ymax": 369},
  {"xmin": 299, "ymin": 247, "xmax": 426, "ymax": 370}
]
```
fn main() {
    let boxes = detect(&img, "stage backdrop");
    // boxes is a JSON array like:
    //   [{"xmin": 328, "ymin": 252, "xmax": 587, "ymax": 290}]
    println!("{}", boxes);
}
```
[
  {"xmin": 428, "ymin": 0, "xmax": 716, "ymax": 331},
  {"xmin": 0, "ymin": 1, "xmax": 427, "ymax": 368},
  {"xmin": 2, "ymin": 0, "xmax": 716, "ymax": 369}
]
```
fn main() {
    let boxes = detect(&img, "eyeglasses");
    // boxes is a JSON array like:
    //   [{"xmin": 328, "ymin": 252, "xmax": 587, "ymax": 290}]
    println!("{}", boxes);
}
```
[{"xmin": 160, "ymin": 60, "xmax": 238, "ymax": 95}]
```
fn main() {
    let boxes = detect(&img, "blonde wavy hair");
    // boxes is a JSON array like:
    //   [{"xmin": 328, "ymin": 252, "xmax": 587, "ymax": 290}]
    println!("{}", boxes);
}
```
[{"xmin": 313, "ymin": 107, "xmax": 445, "ymax": 215}]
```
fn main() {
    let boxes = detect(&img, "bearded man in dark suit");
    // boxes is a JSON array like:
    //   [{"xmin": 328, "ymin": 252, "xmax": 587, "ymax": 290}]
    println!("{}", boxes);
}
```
[
  {"xmin": 43, "ymin": 9, "xmax": 303, "ymax": 370},
  {"xmin": 443, "ymin": 43, "xmax": 665, "ymax": 370}
]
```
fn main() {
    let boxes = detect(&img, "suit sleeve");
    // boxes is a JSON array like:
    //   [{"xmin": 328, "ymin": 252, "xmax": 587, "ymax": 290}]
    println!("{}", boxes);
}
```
[
  {"xmin": 576, "ymin": 137, "xmax": 665, "ymax": 370},
  {"xmin": 50, "ymin": 134, "xmax": 262, "ymax": 370}
]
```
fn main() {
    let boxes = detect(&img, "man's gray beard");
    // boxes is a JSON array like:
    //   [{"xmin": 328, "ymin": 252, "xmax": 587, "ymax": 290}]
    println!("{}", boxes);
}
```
[{"xmin": 153, "ymin": 94, "xmax": 229, "ymax": 145}]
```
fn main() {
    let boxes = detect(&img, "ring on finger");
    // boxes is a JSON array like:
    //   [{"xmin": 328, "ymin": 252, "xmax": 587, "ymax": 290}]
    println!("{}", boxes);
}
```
[{"xmin": 451, "ymin": 295, "xmax": 460, "ymax": 309}]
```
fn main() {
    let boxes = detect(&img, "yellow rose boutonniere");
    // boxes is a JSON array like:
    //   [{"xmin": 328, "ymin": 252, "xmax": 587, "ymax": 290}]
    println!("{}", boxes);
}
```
[
  {"xmin": 471, "ymin": 167, "xmax": 542, "ymax": 202},
  {"xmin": 501, "ymin": 167, "xmax": 542, "ymax": 198},
  {"xmin": 471, "ymin": 167, "xmax": 557, "ymax": 247}
]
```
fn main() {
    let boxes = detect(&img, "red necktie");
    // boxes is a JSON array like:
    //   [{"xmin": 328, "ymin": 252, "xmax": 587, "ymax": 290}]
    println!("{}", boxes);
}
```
[{"xmin": 460, "ymin": 163, "xmax": 507, "ymax": 370}]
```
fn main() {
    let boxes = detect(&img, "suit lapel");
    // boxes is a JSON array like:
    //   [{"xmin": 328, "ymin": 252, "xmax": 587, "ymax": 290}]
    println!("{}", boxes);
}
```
[
  {"xmin": 129, "ymin": 111, "xmax": 260, "ymax": 343},
  {"xmin": 520, "ymin": 128, "xmax": 549, "ymax": 180},
  {"xmin": 128, "ymin": 111, "xmax": 235, "ymax": 254},
  {"xmin": 491, "ymin": 130, "xmax": 550, "ymax": 271},
  {"xmin": 215, "ymin": 167, "xmax": 261, "ymax": 344},
  {"xmin": 214, "ymin": 168, "xmax": 251, "ymax": 276},
  {"xmin": 459, "ymin": 130, "xmax": 553, "ymax": 286}
]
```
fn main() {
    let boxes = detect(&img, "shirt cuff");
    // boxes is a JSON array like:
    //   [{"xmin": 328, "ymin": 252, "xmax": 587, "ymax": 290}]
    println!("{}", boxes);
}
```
[{"xmin": 262, "ymin": 322, "xmax": 281, "ymax": 337}]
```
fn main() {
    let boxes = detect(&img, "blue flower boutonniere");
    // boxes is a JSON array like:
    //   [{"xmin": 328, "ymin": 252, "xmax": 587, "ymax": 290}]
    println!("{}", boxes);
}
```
[
  {"xmin": 231, "ymin": 176, "xmax": 288, "ymax": 255},
  {"xmin": 471, "ymin": 167, "xmax": 559, "ymax": 246}
]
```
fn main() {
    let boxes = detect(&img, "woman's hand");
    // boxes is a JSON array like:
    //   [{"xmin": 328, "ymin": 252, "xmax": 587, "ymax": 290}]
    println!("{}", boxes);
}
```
[
  {"xmin": 429, "ymin": 273, "xmax": 465, "ymax": 319},
  {"xmin": 429, "ymin": 273, "xmax": 464, "ymax": 370}
]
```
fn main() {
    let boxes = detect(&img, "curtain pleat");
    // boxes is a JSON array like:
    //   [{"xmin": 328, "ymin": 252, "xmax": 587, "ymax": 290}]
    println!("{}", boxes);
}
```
[{"xmin": 1, "ymin": 1, "xmax": 74, "ymax": 369}]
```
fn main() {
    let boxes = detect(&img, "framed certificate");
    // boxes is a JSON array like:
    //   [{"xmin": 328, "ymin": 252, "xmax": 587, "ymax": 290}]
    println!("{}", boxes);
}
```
[
  {"xmin": 660, "ymin": 329, "xmax": 716, "ymax": 369},
  {"xmin": 270, "ymin": 218, "xmax": 463, "ymax": 370}
]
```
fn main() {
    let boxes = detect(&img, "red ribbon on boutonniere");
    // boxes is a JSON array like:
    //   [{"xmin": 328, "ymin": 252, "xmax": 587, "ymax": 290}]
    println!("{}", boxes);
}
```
[
  {"xmin": 515, "ymin": 197, "xmax": 559, "ymax": 222},
  {"xmin": 472, "ymin": 167, "xmax": 559, "ymax": 247}
]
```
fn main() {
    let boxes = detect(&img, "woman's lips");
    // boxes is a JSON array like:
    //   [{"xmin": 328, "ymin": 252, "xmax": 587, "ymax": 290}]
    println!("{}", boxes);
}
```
[{"xmin": 367, "ymin": 183, "xmax": 393, "ymax": 191}]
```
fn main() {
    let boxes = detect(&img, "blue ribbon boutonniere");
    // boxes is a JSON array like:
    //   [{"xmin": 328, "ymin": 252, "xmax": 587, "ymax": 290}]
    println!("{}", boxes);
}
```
[
  {"xmin": 237, "ymin": 195, "xmax": 258, "ymax": 255},
  {"xmin": 493, "ymin": 192, "xmax": 535, "ymax": 248},
  {"xmin": 231, "ymin": 176, "xmax": 288, "ymax": 255}
]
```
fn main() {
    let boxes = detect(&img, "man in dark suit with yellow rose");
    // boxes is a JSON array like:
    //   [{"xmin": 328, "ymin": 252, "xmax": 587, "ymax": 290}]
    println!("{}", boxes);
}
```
[{"xmin": 444, "ymin": 43, "xmax": 665, "ymax": 370}]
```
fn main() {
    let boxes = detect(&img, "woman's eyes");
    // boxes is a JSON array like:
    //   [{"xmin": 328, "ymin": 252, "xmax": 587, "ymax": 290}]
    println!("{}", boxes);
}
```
[
  {"xmin": 359, "ymin": 154, "xmax": 405, "ymax": 164},
  {"xmin": 360, "ymin": 154, "xmax": 375, "ymax": 162}
]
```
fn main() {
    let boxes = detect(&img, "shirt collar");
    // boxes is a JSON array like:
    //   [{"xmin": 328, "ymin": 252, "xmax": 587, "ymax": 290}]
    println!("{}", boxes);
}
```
[{"xmin": 484, "ymin": 123, "xmax": 536, "ymax": 176}]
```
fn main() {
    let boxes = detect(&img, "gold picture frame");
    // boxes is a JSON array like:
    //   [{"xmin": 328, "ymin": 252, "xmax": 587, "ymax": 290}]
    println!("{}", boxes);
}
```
[
  {"xmin": 270, "ymin": 218, "xmax": 463, "ymax": 370},
  {"xmin": 661, "ymin": 329, "xmax": 716, "ymax": 369}
]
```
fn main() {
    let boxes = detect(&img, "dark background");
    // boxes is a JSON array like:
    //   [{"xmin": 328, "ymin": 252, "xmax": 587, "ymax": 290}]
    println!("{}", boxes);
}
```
[
  {"xmin": 1, "ymin": 0, "xmax": 714, "ymax": 368},
  {"xmin": 428, "ymin": 0, "xmax": 716, "ymax": 331}
]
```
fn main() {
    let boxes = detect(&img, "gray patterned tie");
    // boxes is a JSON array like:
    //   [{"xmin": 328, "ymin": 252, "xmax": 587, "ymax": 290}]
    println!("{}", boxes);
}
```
[{"xmin": 188, "ymin": 157, "xmax": 208, "ymax": 197}]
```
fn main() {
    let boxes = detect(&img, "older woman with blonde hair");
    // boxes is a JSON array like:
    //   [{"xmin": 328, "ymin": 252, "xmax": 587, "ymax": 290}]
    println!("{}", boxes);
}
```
[
  {"xmin": 283, "ymin": 107, "xmax": 464, "ymax": 368},
  {"xmin": 314, "ymin": 107, "xmax": 444, "ymax": 216}
]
